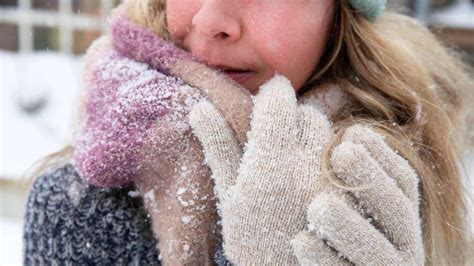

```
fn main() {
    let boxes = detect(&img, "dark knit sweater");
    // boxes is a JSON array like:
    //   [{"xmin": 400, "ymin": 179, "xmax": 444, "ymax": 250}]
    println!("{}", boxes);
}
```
[{"xmin": 23, "ymin": 164, "xmax": 230, "ymax": 265}]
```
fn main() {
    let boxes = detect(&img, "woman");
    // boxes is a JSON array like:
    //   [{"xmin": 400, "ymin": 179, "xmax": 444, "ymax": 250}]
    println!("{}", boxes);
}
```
[{"xmin": 24, "ymin": 0, "xmax": 473, "ymax": 264}]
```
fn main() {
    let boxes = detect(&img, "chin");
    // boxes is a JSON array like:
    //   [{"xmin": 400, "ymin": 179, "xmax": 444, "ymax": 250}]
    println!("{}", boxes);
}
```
[
  {"xmin": 243, "ymin": 84, "xmax": 260, "ymax": 95},
  {"xmin": 242, "ymin": 78, "xmax": 265, "ymax": 95}
]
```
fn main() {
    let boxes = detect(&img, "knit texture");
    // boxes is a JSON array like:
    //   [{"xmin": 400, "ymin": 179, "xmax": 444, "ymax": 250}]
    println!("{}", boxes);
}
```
[
  {"xmin": 190, "ymin": 75, "xmax": 335, "ymax": 264},
  {"xmin": 109, "ymin": 6, "xmax": 252, "ymax": 145},
  {"xmin": 283, "ymin": 124, "xmax": 425, "ymax": 265},
  {"xmin": 292, "ymin": 125, "xmax": 424, "ymax": 264},
  {"xmin": 327, "ymin": 125, "xmax": 424, "ymax": 264},
  {"xmin": 349, "ymin": 0, "xmax": 386, "ymax": 21},
  {"xmin": 190, "ymin": 77, "xmax": 425, "ymax": 264},
  {"xmin": 23, "ymin": 164, "xmax": 231, "ymax": 265},
  {"xmin": 23, "ymin": 164, "xmax": 160, "ymax": 265}
]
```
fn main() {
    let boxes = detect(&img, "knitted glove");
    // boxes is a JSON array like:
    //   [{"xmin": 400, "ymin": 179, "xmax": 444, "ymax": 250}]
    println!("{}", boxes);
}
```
[
  {"xmin": 291, "ymin": 125, "xmax": 425, "ymax": 265},
  {"xmin": 189, "ymin": 75, "xmax": 334, "ymax": 264}
]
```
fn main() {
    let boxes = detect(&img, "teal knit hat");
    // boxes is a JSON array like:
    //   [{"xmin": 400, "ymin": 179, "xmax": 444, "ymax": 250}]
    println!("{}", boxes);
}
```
[{"xmin": 348, "ymin": 0, "xmax": 387, "ymax": 21}]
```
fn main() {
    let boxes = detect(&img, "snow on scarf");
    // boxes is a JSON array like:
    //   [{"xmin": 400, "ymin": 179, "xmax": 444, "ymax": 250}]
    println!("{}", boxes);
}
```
[{"xmin": 73, "ymin": 7, "xmax": 252, "ymax": 187}]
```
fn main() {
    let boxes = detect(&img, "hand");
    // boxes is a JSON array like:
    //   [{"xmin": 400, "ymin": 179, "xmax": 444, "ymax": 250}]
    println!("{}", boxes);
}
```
[
  {"xmin": 291, "ymin": 125, "xmax": 424, "ymax": 265},
  {"xmin": 77, "ymin": 15, "xmax": 254, "ymax": 264},
  {"xmin": 190, "ymin": 75, "xmax": 334, "ymax": 264},
  {"xmin": 75, "ymin": 45, "xmax": 235, "ymax": 264}
]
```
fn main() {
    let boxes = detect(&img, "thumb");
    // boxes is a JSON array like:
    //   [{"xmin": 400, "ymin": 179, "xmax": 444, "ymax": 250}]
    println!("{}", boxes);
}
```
[{"xmin": 189, "ymin": 100, "xmax": 242, "ymax": 204}]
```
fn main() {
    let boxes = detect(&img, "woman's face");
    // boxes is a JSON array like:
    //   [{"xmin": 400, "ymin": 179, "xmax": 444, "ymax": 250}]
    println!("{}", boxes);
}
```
[{"xmin": 167, "ymin": 0, "xmax": 335, "ymax": 94}]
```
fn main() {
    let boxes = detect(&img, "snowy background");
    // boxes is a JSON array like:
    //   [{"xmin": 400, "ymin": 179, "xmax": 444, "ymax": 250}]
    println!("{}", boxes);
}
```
[
  {"xmin": 0, "ymin": 51, "xmax": 82, "ymax": 178},
  {"xmin": 0, "ymin": 51, "xmax": 83, "ymax": 265}
]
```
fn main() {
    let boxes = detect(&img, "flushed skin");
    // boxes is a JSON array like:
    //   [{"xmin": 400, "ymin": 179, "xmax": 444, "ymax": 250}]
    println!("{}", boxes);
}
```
[{"xmin": 166, "ymin": 0, "xmax": 336, "ymax": 94}]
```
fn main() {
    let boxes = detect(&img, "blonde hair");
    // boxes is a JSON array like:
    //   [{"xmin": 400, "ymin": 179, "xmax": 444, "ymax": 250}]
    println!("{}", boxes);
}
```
[
  {"xmin": 32, "ymin": 0, "xmax": 473, "ymax": 264},
  {"xmin": 316, "ymin": 3, "xmax": 472, "ymax": 265}
]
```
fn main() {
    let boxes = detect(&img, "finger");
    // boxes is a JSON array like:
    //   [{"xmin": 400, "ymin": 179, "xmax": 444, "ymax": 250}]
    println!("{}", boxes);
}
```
[
  {"xmin": 189, "ymin": 100, "xmax": 242, "ymax": 204},
  {"xmin": 296, "ymin": 104, "xmax": 333, "ymax": 155},
  {"xmin": 250, "ymin": 75, "xmax": 298, "ymax": 149},
  {"xmin": 330, "ymin": 142, "xmax": 422, "ymax": 251},
  {"xmin": 291, "ymin": 230, "xmax": 350, "ymax": 266},
  {"xmin": 341, "ymin": 125, "xmax": 420, "ymax": 205},
  {"xmin": 172, "ymin": 60, "xmax": 253, "ymax": 145},
  {"xmin": 307, "ymin": 191, "xmax": 401, "ymax": 265}
]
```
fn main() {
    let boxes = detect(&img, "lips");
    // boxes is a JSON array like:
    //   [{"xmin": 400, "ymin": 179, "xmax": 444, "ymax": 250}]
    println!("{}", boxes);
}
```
[
  {"xmin": 210, "ymin": 64, "xmax": 255, "ymax": 85},
  {"xmin": 223, "ymin": 69, "xmax": 254, "ymax": 84}
]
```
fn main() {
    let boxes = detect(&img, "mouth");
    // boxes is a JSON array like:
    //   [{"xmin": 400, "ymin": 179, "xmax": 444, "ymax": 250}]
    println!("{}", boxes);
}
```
[{"xmin": 209, "ymin": 64, "xmax": 255, "ymax": 85}]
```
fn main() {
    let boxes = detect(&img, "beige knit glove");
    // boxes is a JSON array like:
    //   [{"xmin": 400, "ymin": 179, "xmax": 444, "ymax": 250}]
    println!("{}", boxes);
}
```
[
  {"xmin": 291, "ymin": 125, "xmax": 425, "ymax": 265},
  {"xmin": 189, "ymin": 75, "xmax": 334, "ymax": 264}
]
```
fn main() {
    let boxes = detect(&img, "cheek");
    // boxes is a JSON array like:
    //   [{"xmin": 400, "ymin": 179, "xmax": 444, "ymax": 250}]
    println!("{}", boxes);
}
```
[
  {"xmin": 251, "ymin": 8, "xmax": 333, "ymax": 89},
  {"xmin": 166, "ymin": 0, "xmax": 201, "ymax": 40},
  {"xmin": 250, "ymin": 9, "xmax": 296, "ymax": 64}
]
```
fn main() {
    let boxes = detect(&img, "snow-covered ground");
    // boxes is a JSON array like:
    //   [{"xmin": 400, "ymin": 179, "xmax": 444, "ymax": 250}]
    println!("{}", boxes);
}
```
[
  {"xmin": 0, "ymin": 217, "xmax": 23, "ymax": 265},
  {"xmin": 1, "ymin": 51, "xmax": 83, "ymax": 265},
  {"xmin": 0, "ymin": 51, "xmax": 83, "ymax": 179}
]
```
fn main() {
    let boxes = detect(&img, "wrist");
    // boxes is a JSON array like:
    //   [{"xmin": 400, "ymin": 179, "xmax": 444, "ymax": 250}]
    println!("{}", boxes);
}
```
[{"xmin": 135, "ymin": 168, "xmax": 221, "ymax": 264}]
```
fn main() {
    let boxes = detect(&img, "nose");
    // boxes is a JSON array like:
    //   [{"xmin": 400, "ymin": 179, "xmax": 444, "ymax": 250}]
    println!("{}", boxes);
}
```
[{"xmin": 191, "ymin": 1, "xmax": 242, "ymax": 43}]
